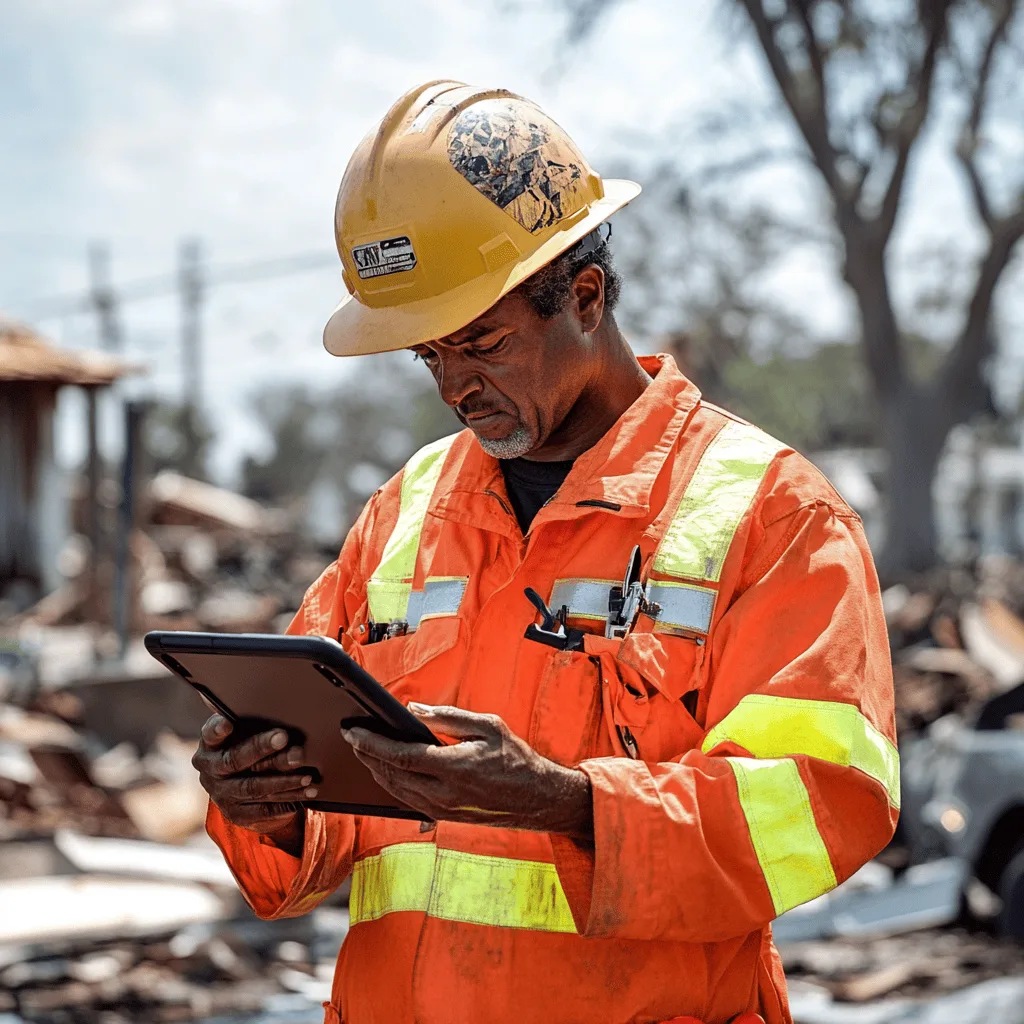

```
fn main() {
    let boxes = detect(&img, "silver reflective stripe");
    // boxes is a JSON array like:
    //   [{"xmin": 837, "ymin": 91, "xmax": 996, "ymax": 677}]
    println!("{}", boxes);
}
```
[
  {"xmin": 549, "ymin": 578, "xmax": 617, "ymax": 623},
  {"xmin": 645, "ymin": 581, "xmax": 716, "ymax": 635},
  {"xmin": 406, "ymin": 577, "xmax": 468, "ymax": 630}
]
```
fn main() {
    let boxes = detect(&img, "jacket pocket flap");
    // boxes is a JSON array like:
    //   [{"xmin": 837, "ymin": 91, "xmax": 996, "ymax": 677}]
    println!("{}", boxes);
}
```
[{"xmin": 351, "ymin": 617, "xmax": 462, "ymax": 686}]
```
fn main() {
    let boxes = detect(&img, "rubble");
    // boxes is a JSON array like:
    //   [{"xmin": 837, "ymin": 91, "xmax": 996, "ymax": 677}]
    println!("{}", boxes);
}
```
[
  {"xmin": 53, "ymin": 831, "xmax": 235, "ymax": 888},
  {"xmin": 881, "ymin": 561, "xmax": 1024, "ymax": 735},
  {"xmin": 9, "ymin": 469, "xmax": 330, "ymax": 644},
  {"xmin": 148, "ymin": 472, "xmax": 282, "ymax": 536},
  {"xmin": 0, "ymin": 734, "xmax": 347, "ymax": 1022},
  {"xmin": 0, "ymin": 877, "xmax": 228, "ymax": 945},
  {"xmin": 784, "ymin": 932, "xmax": 1024, "ymax": 1020}
]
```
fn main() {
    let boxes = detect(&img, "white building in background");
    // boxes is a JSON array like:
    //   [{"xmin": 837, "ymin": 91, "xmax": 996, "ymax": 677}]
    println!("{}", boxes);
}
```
[{"xmin": 812, "ymin": 425, "xmax": 1024, "ymax": 563}]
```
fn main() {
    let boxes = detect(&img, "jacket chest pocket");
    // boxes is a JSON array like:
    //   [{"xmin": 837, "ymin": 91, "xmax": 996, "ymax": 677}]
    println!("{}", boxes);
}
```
[
  {"xmin": 603, "ymin": 630, "xmax": 708, "ymax": 764},
  {"xmin": 348, "ymin": 617, "xmax": 465, "ymax": 708},
  {"xmin": 527, "ymin": 630, "xmax": 708, "ymax": 766},
  {"xmin": 527, "ymin": 649, "xmax": 613, "ymax": 767}
]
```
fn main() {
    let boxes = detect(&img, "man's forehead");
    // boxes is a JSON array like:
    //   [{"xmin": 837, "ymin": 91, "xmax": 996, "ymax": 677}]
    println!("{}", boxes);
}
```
[{"xmin": 427, "ymin": 293, "xmax": 522, "ymax": 348}]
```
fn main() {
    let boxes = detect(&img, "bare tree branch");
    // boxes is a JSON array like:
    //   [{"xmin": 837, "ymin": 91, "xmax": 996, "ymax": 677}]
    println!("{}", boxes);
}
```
[
  {"xmin": 937, "ymin": 2, "xmax": 1024, "ymax": 422},
  {"xmin": 692, "ymin": 145, "xmax": 809, "ymax": 186},
  {"xmin": 941, "ymin": 208, "xmax": 1024, "ymax": 417},
  {"xmin": 738, "ymin": 0, "xmax": 850, "ymax": 212},
  {"xmin": 876, "ymin": 2, "xmax": 952, "ymax": 240},
  {"xmin": 792, "ymin": 1, "xmax": 828, "ymax": 109},
  {"xmin": 956, "ymin": 0, "xmax": 1016, "ymax": 232}
]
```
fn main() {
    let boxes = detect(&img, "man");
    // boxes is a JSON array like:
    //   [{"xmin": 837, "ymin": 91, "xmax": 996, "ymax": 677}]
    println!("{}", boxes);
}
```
[{"xmin": 195, "ymin": 82, "xmax": 898, "ymax": 1024}]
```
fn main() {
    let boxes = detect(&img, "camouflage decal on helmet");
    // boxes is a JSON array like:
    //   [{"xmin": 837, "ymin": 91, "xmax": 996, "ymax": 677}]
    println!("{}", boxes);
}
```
[{"xmin": 447, "ymin": 101, "xmax": 587, "ymax": 234}]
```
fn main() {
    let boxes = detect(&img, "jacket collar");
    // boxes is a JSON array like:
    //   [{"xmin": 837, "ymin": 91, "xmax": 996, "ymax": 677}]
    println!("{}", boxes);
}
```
[{"xmin": 430, "ymin": 354, "xmax": 702, "ymax": 531}]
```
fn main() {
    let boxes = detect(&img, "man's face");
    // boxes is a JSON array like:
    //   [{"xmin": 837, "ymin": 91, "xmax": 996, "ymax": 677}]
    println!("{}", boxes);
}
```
[{"xmin": 410, "ymin": 283, "xmax": 599, "ymax": 460}]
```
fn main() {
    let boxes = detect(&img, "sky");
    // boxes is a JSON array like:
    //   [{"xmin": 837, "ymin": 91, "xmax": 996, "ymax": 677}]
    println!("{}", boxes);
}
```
[{"xmin": 2, "ymin": 0, "xmax": 1021, "ymax": 482}]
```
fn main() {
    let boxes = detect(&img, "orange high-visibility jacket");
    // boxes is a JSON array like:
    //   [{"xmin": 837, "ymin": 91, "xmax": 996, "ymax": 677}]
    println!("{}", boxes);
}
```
[{"xmin": 209, "ymin": 355, "xmax": 898, "ymax": 1024}]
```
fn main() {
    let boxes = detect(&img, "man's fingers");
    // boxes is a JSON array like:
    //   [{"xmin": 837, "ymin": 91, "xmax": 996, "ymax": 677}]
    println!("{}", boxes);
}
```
[
  {"xmin": 352, "ymin": 749, "xmax": 444, "ymax": 811},
  {"xmin": 252, "ymin": 746, "xmax": 307, "ymax": 773},
  {"xmin": 343, "ymin": 727, "xmax": 428, "ymax": 768},
  {"xmin": 219, "ymin": 728, "xmax": 290, "ymax": 775},
  {"xmin": 408, "ymin": 704, "xmax": 505, "ymax": 740},
  {"xmin": 232, "ymin": 771, "xmax": 319, "ymax": 804},
  {"xmin": 200, "ymin": 714, "xmax": 234, "ymax": 750},
  {"xmin": 348, "ymin": 743, "xmax": 436, "ymax": 781}
]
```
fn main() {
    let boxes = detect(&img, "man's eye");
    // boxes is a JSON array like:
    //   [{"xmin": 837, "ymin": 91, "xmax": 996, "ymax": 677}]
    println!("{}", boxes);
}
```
[
  {"xmin": 413, "ymin": 349, "xmax": 438, "ymax": 363},
  {"xmin": 475, "ymin": 334, "xmax": 510, "ymax": 355}
]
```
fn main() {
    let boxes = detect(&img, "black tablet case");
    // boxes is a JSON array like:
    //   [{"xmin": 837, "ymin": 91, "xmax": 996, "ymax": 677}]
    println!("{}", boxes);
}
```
[{"xmin": 144, "ymin": 631, "xmax": 438, "ymax": 820}]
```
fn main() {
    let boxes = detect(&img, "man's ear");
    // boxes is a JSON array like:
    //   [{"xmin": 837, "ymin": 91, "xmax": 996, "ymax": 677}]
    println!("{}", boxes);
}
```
[{"xmin": 572, "ymin": 265, "xmax": 606, "ymax": 334}]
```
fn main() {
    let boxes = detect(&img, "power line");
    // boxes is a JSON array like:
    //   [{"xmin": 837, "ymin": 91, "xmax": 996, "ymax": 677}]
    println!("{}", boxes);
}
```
[{"xmin": 28, "ymin": 249, "xmax": 339, "ymax": 319}]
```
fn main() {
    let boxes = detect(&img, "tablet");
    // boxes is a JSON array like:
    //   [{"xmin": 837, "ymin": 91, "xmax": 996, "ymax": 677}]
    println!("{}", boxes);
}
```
[{"xmin": 144, "ymin": 630, "xmax": 439, "ymax": 820}]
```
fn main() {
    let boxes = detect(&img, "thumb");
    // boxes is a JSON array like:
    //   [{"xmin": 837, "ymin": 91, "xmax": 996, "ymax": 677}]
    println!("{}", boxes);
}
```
[
  {"xmin": 201, "ymin": 714, "xmax": 234, "ymax": 750},
  {"xmin": 407, "ymin": 703, "xmax": 502, "ymax": 741}
]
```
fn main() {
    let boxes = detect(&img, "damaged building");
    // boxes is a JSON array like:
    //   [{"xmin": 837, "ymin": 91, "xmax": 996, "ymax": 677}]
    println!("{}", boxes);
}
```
[{"xmin": 0, "ymin": 321, "xmax": 131, "ymax": 613}]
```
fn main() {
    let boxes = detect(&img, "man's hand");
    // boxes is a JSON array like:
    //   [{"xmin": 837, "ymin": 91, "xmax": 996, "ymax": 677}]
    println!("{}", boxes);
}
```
[
  {"xmin": 341, "ymin": 705, "xmax": 593, "ymax": 840},
  {"xmin": 192, "ymin": 715, "xmax": 318, "ymax": 857}
]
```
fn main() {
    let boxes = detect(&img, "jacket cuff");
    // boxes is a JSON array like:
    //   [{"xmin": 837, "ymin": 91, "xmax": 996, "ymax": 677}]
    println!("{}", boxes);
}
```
[
  {"xmin": 561, "ymin": 757, "xmax": 671, "ymax": 939},
  {"xmin": 206, "ymin": 802, "xmax": 354, "ymax": 919},
  {"xmin": 548, "ymin": 833, "xmax": 596, "ymax": 934}
]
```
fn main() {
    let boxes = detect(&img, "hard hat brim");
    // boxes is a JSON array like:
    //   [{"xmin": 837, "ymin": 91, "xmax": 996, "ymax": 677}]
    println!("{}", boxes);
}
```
[{"xmin": 322, "ymin": 178, "xmax": 641, "ymax": 358}]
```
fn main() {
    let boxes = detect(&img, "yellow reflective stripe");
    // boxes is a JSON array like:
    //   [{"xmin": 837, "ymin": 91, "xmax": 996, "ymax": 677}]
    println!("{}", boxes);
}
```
[
  {"xmin": 702, "ymin": 695, "xmax": 900, "ymax": 809},
  {"xmin": 365, "ymin": 580, "xmax": 413, "ymax": 624},
  {"xmin": 726, "ymin": 757, "xmax": 837, "ymax": 916},
  {"xmin": 432, "ymin": 848, "xmax": 576, "ymax": 932},
  {"xmin": 349, "ymin": 842, "xmax": 435, "ymax": 922},
  {"xmin": 349, "ymin": 842, "xmax": 577, "ymax": 934},
  {"xmin": 654, "ymin": 421, "xmax": 785, "ymax": 583},
  {"xmin": 367, "ymin": 434, "xmax": 458, "ymax": 623}
]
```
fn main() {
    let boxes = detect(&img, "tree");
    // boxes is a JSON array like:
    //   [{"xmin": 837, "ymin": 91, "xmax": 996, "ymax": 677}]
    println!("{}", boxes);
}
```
[
  {"xmin": 145, "ymin": 402, "xmax": 214, "ymax": 481},
  {"xmin": 559, "ymin": 0, "xmax": 1024, "ymax": 573},
  {"xmin": 242, "ymin": 352, "xmax": 460, "ymax": 531},
  {"xmin": 607, "ymin": 163, "xmax": 879, "ymax": 450}
]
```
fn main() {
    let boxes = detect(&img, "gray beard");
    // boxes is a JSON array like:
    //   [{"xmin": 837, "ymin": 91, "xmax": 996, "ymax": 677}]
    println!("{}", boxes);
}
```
[{"xmin": 476, "ymin": 424, "xmax": 536, "ymax": 460}]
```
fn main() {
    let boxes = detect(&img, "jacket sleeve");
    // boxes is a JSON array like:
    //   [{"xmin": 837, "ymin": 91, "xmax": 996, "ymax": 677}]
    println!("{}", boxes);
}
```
[
  {"xmin": 206, "ymin": 492, "xmax": 386, "ymax": 920},
  {"xmin": 551, "ymin": 500, "xmax": 899, "ymax": 943}
]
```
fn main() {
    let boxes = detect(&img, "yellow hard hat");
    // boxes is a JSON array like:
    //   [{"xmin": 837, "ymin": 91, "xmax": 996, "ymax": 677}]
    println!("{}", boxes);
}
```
[{"xmin": 323, "ymin": 81, "xmax": 641, "ymax": 357}]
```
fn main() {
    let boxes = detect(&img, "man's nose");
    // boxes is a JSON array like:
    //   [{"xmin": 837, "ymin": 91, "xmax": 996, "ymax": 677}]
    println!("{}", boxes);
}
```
[{"xmin": 435, "ymin": 351, "xmax": 482, "ymax": 409}]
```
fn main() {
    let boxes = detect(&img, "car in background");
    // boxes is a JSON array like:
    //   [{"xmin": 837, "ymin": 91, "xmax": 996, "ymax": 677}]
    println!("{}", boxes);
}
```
[{"xmin": 899, "ymin": 679, "xmax": 1024, "ymax": 938}]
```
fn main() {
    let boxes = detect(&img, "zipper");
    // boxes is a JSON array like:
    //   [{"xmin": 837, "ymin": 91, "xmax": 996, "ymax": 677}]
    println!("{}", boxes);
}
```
[{"xmin": 483, "ymin": 488, "xmax": 514, "ymax": 518}]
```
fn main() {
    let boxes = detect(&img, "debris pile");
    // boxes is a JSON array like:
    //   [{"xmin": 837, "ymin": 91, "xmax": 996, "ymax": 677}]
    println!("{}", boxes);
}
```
[
  {"xmin": 0, "ymin": 695, "xmax": 209, "ymax": 843},
  {"xmin": 15, "ymin": 470, "xmax": 332, "ymax": 640},
  {"xmin": 884, "ymin": 558, "xmax": 1024, "ymax": 736},
  {"xmin": 0, "ymin": 464, "xmax": 349, "ymax": 1020},
  {"xmin": 783, "ymin": 927, "xmax": 1024, "ymax": 1005},
  {"xmin": 0, "ymin": 688, "xmax": 346, "ymax": 1022},
  {"xmin": 0, "ymin": 873, "xmax": 346, "ymax": 1023}
]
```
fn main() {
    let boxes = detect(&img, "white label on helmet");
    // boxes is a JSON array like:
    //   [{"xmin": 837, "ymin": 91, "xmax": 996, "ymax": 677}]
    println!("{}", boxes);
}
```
[{"xmin": 351, "ymin": 235, "xmax": 417, "ymax": 279}]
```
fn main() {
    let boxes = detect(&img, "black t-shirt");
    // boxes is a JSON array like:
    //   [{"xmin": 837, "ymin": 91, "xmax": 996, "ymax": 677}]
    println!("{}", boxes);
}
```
[{"xmin": 500, "ymin": 457, "xmax": 575, "ymax": 533}]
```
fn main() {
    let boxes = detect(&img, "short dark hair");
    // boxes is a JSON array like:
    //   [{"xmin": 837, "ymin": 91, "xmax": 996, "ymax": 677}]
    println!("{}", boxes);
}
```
[{"xmin": 516, "ymin": 238, "xmax": 622, "ymax": 320}]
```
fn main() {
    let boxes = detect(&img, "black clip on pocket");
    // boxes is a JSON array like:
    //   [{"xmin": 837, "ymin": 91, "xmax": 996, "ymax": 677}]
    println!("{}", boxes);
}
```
[{"xmin": 523, "ymin": 588, "xmax": 585, "ymax": 652}]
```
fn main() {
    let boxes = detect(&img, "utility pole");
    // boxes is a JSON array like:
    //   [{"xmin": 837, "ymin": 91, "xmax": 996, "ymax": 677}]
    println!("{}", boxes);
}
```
[
  {"xmin": 178, "ymin": 238, "xmax": 205, "ymax": 477},
  {"xmin": 86, "ymin": 243, "xmax": 122, "ymax": 641},
  {"xmin": 88, "ymin": 243, "xmax": 122, "ymax": 351},
  {"xmin": 113, "ymin": 401, "xmax": 147, "ymax": 658}
]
